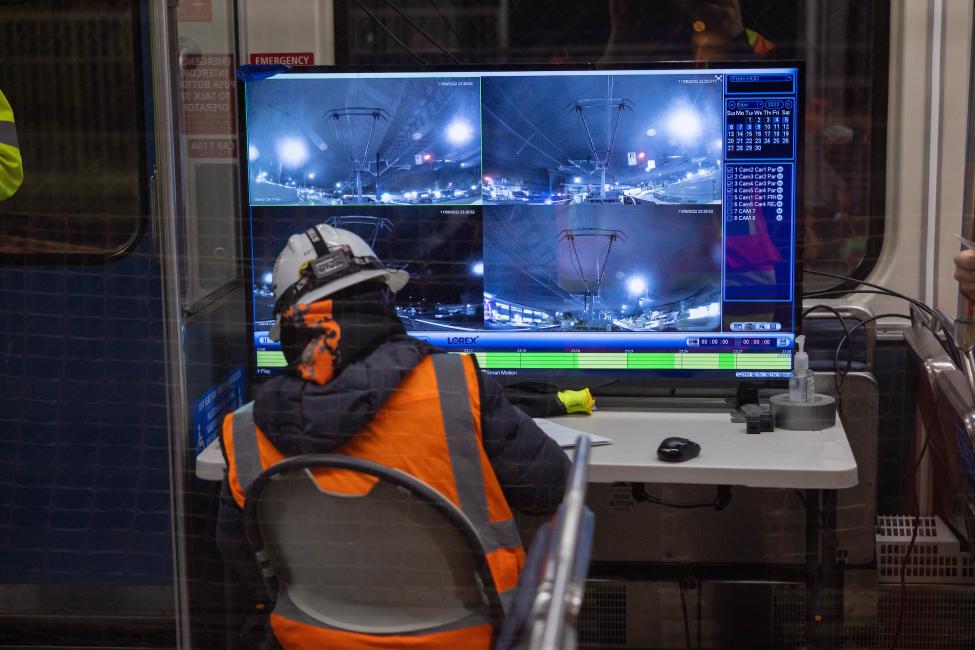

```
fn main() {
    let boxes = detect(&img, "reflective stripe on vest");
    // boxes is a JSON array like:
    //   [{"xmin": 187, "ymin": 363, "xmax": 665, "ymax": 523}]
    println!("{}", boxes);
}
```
[
  {"xmin": 0, "ymin": 121, "xmax": 17, "ymax": 150},
  {"xmin": 0, "ymin": 87, "xmax": 23, "ymax": 202},
  {"xmin": 232, "ymin": 359, "xmax": 523, "ymax": 554},
  {"xmin": 227, "ymin": 352, "xmax": 523, "ymax": 640},
  {"xmin": 430, "ymin": 353, "xmax": 522, "ymax": 556},
  {"xmin": 230, "ymin": 402, "xmax": 264, "ymax": 497}
]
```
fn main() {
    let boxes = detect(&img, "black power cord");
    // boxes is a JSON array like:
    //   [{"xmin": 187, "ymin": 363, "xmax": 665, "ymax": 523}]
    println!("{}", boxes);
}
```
[
  {"xmin": 832, "ymin": 313, "xmax": 911, "ymax": 390},
  {"xmin": 801, "ymin": 304, "xmax": 854, "ymax": 410},
  {"xmin": 630, "ymin": 483, "xmax": 732, "ymax": 510},
  {"xmin": 678, "ymin": 579, "xmax": 692, "ymax": 649},
  {"xmin": 890, "ymin": 435, "xmax": 930, "ymax": 650},
  {"xmin": 803, "ymin": 268, "xmax": 933, "ymax": 315},
  {"xmin": 803, "ymin": 268, "xmax": 962, "ymax": 364}
]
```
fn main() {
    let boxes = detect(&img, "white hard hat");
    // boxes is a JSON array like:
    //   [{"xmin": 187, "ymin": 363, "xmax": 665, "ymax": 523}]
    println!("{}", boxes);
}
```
[{"xmin": 268, "ymin": 223, "xmax": 408, "ymax": 340}]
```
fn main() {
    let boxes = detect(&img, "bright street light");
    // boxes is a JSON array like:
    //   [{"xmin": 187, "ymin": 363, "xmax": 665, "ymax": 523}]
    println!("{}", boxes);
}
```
[
  {"xmin": 471, "ymin": 261, "xmax": 484, "ymax": 276},
  {"xmin": 666, "ymin": 107, "xmax": 702, "ymax": 142},
  {"xmin": 248, "ymin": 145, "xmax": 259, "ymax": 161},
  {"xmin": 446, "ymin": 119, "xmax": 474, "ymax": 145},
  {"xmin": 626, "ymin": 275, "xmax": 648, "ymax": 296},
  {"xmin": 277, "ymin": 137, "xmax": 308, "ymax": 167}
]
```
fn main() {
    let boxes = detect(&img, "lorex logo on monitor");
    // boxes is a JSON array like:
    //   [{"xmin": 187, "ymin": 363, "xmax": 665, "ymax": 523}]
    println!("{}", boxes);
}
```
[{"xmin": 447, "ymin": 336, "xmax": 479, "ymax": 346}]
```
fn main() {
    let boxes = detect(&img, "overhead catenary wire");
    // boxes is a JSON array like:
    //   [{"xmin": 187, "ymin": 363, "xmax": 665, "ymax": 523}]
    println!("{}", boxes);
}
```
[
  {"xmin": 487, "ymin": 220, "xmax": 582, "ymax": 307},
  {"xmin": 350, "ymin": 0, "xmax": 428, "ymax": 64},
  {"xmin": 377, "ymin": 0, "xmax": 463, "ymax": 64},
  {"xmin": 426, "ymin": 0, "xmax": 468, "ymax": 57},
  {"xmin": 481, "ymin": 104, "xmax": 567, "ymax": 169},
  {"xmin": 491, "ymin": 83, "xmax": 574, "ymax": 163}
]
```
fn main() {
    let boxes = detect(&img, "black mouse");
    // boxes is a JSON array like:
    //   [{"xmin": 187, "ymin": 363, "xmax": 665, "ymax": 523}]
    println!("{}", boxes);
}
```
[{"xmin": 657, "ymin": 436, "xmax": 701, "ymax": 462}]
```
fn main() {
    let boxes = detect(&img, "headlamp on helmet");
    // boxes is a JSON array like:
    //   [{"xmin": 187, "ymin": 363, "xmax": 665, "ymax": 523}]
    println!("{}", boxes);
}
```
[{"xmin": 273, "ymin": 244, "xmax": 386, "ymax": 316}]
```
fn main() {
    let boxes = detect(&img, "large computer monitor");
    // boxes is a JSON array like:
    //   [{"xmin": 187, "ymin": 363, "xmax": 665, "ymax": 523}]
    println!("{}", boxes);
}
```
[{"xmin": 240, "ymin": 63, "xmax": 802, "ymax": 384}]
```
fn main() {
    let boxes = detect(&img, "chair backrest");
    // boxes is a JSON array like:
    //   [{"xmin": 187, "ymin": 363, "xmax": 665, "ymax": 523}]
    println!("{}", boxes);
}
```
[{"xmin": 243, "ymin": 454, "xmax": 504, "ymax": 636}]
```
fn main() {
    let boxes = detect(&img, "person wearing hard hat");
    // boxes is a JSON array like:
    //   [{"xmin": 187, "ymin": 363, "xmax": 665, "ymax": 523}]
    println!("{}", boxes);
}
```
[
  {"xmin": 217, "ymin": 224, "xmax": 570, "ymax": 649},
  {"xmin": 0, "ymin": 88, "xmax": 23, "ymax": 201}
]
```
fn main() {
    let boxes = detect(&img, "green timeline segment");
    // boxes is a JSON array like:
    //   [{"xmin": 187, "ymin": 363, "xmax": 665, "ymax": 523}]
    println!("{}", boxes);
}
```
[{"xmin": 257, "ymin": 350, "xmax": 790, "ymax": 370}]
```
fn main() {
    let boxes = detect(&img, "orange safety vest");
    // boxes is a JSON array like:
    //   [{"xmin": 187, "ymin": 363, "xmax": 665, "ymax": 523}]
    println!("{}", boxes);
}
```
[{"xmin": 222, "ymin": 353, "xmax": 525, "ymax": 649}]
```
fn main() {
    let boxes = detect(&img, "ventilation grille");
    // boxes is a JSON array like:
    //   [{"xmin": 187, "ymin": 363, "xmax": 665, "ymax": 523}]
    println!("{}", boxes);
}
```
[
  {"xmin": 774, "ymin": 584, "xmax": 975, "ymax": 649},
  {"xmin": 876, "ymin": 515, "xmax": 975, "ymax": 584},
  {"xmin": 876, "ymin": 514, "xmax": 939, "ymax": 540},
  {"xmin": 578, "ymin": 582, "xmax": 627, "ymax": 647}
]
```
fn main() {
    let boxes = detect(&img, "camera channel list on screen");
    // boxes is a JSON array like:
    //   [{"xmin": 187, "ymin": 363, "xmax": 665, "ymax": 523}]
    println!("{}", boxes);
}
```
[{"xmin": 244, "ymin": 67, "xmax": 800, "ymax": 379}]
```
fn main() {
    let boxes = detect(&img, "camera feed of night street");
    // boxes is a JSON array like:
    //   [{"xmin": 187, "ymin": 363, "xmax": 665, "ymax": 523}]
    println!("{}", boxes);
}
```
[
  {"xmin": 246, "ymin": 75, "xmax": 482, "ymax": 206},
  {"xmin": 246, "ymin": 66, "xmax": 801, "ymax": 379},
  {"xmin": 484, "ymin": 204, "xmax": 721, "ymax": 332},
  {"xmin": 481, "ymin": 73, "xmax": 724, "ymax": 206}
]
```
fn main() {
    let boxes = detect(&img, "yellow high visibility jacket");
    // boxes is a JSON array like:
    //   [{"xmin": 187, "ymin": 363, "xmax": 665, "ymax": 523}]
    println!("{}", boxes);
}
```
[{"xmin": 0, "ymin": 88, "xmax": 23, "ymax": 201}]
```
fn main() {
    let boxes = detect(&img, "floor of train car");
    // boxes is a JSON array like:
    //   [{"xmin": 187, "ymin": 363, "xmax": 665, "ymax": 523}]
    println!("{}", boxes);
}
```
[
  {"xmin": 0, "ymin": 623, "xmax": 175, "ymax": 649},
  {"xmin": 0, "ymin": 586, "xmax": 176, "ymax": 649}
]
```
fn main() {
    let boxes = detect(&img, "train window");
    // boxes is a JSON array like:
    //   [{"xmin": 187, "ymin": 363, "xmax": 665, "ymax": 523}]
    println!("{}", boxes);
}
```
[
  {"xmin": 0, "ymin": 1, "xmax": 148, "ymax": 260},
  {"xmin": 334, "ymin": 0, "xmax": 890, "ymax": 293}
]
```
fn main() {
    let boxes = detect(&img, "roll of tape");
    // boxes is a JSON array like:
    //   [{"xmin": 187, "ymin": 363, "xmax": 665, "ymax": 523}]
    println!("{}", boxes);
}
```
[{"xmin": 770, "ymin": 393, "xmax": 837, "ymax": 431}]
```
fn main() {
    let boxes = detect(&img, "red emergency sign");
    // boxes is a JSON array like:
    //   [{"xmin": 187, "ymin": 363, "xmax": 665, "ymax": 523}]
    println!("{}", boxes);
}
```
[{"xmin": 249, "ymin": 53, "xmax": 315, "ymax": 66}]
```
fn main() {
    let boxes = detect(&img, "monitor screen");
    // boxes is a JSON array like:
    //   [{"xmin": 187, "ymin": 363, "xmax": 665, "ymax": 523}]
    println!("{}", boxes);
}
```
[{"xmin": 242, "ymin": 63, "xmax": 801, "ymax": 383}]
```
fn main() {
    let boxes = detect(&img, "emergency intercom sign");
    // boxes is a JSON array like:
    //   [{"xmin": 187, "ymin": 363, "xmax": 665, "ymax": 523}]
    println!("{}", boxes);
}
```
[{"xmin": 180, "ymin": 53, "xmax": 236, "ymax": 135}]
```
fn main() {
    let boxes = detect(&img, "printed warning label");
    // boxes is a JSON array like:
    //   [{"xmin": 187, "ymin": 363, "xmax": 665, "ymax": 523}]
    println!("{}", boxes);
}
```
[
  {"xmin": 607, "ymin": 482, "xmax": 636, "ymax": 512},
  {"xmin": 180, "ymin": 53, "xmax": 236, "ymax": 135}
]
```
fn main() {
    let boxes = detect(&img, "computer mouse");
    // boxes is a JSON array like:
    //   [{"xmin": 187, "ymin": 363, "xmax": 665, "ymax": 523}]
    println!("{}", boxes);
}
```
[{"xmin": 656, "ymin": 436, "xmax": 701, "ymax": 462}]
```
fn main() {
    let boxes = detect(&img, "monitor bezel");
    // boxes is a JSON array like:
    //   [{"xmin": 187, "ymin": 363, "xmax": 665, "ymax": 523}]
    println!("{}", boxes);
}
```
[{"xmin": 236, "ymin": 59, "xmax": 804, "ymax": 392}]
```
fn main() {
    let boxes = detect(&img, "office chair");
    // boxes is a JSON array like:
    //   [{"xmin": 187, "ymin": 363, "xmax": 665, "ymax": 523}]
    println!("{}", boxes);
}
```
[{"xmin": 242, "ymin": 454, "xmax": 505, "ymax": 637}]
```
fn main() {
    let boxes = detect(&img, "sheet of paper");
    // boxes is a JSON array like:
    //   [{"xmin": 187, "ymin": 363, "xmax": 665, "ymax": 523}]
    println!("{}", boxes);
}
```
[{"xmin": 534, "ymin": 418, "xmax": 613, "ymax": 448}]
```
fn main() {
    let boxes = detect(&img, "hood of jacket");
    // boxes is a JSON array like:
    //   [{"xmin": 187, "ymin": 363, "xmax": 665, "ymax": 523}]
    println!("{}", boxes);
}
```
[{"xmin": 253, "ymin": 335, "xmax": 437, "ymax": 457}]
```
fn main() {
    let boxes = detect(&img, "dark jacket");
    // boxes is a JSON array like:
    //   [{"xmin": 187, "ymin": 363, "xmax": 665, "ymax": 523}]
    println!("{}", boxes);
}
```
[{"xmin": 217, "ymin": 335, "xmax": 570, "ymax": 593}]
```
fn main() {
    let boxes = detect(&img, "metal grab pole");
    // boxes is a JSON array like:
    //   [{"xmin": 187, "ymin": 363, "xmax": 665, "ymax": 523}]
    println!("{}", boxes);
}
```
[
  {"xmin": 533, "ymin": 436, "xmax": 592, "ymax": 650},
  {"xmin": 149, "ymin": 2, "xmax": 191, "ymax": 648}
]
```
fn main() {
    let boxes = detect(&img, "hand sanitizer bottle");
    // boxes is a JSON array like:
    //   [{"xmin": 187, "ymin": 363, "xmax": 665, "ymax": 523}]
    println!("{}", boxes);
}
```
[{"xmin": 789, "ymin": 335, "xmax": 814, "ymax": 402}]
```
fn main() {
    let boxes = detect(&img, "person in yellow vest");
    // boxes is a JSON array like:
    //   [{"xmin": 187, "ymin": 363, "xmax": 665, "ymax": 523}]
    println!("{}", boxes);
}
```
[
  {"xmin": 218, "ymin": 224, "xmax": 570, "ymax": 649},
  {"xmin": 0, "ymin": 89, "xmax": 23, "ymax": 201},
  {"xmin": 601, "ymin": 0, "xmax": 775, "ymax": 63}
]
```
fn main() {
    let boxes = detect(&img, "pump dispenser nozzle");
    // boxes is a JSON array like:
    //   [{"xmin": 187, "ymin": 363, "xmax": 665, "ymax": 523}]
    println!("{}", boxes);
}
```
[
  {"xmin": 794, "ymin": 335, "xmax": 808, "ymax": 371},
  {"xmin": 789, "ymin": 335, "xmax": 814, "ymax": 402}
]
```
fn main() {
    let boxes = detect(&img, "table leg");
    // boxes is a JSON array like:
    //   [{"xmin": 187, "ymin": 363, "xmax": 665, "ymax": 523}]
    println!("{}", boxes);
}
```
[{"xmin": 805, "ymin": 489, "xmax": 842, "ymax": 650}]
